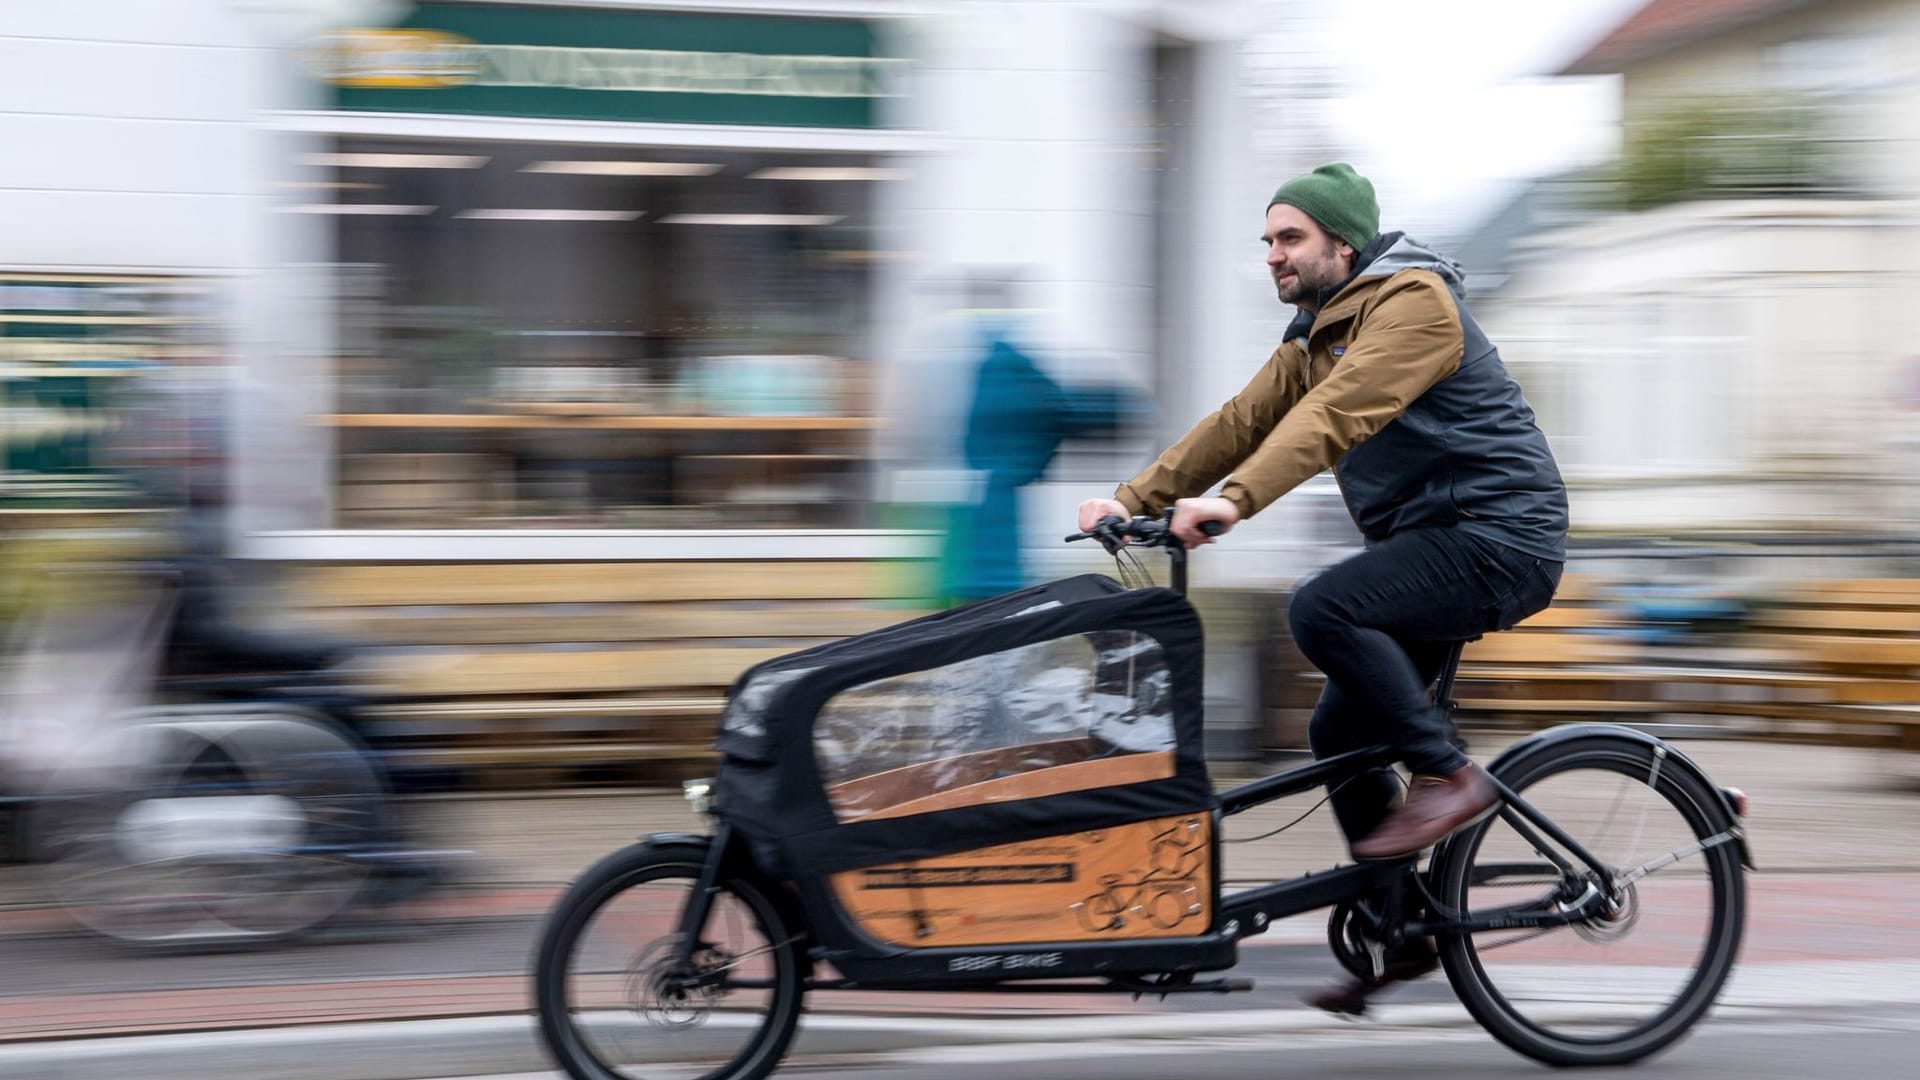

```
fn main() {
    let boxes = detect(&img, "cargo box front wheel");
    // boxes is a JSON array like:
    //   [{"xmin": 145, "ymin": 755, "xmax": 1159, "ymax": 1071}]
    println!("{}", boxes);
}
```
[{"xmin": 534, "ymin": 840, "xmax": 806, "ymax": 1080}]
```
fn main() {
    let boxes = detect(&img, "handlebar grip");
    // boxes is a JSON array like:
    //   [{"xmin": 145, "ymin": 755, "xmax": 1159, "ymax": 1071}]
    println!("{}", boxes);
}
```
[{"xmin": 1199, "ymin": 521, "xmax": 1225, "ymax": 538}]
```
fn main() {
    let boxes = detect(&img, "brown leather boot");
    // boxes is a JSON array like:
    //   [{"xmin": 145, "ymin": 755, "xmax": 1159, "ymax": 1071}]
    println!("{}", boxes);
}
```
[{"xmin": 1350, "ymin": 762, "xmax": 1498, "ymax": 860}]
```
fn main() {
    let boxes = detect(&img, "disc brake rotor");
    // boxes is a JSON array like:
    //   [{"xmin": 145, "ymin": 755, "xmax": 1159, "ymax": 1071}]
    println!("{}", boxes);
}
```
[{"xmin": 627, "ymin": 937, "xmax": 729, "ymax": 1029}]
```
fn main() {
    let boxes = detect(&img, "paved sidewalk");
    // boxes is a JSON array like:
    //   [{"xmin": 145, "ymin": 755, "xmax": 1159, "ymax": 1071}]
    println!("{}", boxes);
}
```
[{"xmin": 0, "ymin": 734, "xmax": 1914, "ymax": 1048}]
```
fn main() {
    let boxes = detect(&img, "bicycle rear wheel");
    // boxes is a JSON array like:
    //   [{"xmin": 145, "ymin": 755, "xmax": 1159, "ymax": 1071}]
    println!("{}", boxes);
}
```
[
  {"xmin": 46, "ymin": 709, "xmax": 381, "ymax": 947},
  {"xmin": 534, "ymin": 841, "xmax": 806, "ymax": 1080},
  {"xmin": 1433, "ymin": 737, "xmax": 1744, "ymax": 1066}
]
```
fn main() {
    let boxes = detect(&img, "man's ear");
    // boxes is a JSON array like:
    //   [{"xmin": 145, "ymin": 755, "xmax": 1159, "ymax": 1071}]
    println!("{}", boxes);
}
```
[{"xmin": 1335, "ymin": 240, "xmax": 1356, "ymax": 262}]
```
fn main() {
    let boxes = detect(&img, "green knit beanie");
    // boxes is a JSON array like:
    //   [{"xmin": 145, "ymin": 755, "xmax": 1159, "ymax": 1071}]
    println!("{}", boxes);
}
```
[{"xmin": 1268, "ymin": 163, "xmax": 1379, "ymax": 251}]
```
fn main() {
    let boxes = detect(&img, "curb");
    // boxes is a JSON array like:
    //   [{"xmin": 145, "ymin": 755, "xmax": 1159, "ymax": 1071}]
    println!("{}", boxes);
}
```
[{"xmin": 0, "ymin": 1004, "xmax": 1488, "ymax": 1080}]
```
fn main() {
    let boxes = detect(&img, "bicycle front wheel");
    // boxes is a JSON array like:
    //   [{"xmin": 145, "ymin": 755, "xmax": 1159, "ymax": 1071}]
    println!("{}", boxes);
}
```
[
  {"xmin": 534, "ymin": 842, "xmax": 806, "ymax": 1080},
  {"xmin": 1434, "ymin": 737, "xmax": 1745, "ymax": 1067}
]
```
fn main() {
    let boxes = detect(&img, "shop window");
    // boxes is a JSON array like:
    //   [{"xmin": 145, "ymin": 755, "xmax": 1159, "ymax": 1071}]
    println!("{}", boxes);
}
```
[{"xmin": 320, "ymin": 138, "xmax": 891, "ymax": 529}]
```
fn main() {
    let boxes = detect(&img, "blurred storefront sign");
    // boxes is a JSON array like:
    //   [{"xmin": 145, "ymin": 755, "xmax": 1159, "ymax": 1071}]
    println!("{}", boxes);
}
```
[{"xmin": 303, "ymin": 3, "xmax": 901, "ymax": 128}]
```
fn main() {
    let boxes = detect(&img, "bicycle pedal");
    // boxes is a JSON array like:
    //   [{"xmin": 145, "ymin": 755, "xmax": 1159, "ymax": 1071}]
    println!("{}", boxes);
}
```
[{"xmin": 1304, "ymin": 980, "xmax": 1378, "ymax": 1017}]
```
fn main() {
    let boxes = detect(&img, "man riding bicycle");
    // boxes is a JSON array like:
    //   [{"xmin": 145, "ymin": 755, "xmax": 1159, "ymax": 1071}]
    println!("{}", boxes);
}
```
[{"xmin": 1078, "ymin": 163, "xmax": 1568, "ymax": 1007}]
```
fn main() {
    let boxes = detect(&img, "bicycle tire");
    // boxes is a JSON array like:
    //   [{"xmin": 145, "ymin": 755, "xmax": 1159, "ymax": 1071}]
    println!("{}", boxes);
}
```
[
  {"xmin": 534, "ymin": 841, "xmax": 806, "ymax": 1080},
  {"xmin": 45, "ymin": 708, "xmax": 382, "ymax": 949},
  {"xmin": 1433, "ymin": 736, "xmax": 1745, "ymax": 1067}
]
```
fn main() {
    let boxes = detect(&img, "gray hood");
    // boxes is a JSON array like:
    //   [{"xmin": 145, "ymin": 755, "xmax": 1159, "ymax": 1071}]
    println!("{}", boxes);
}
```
[
  {"xmin": 1285, "ymin": 230, "xmax": 1468, "ymax": 343},
  {"xmin": 1356, "ymin": 232, "xmax": 1468, "ymax": 300}
]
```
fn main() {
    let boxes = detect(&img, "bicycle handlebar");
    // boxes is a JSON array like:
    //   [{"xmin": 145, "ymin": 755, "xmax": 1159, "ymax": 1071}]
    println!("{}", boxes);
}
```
[{"xmin": 1064, "ymin": 513, "xmax": 1223, "ymax": 554}]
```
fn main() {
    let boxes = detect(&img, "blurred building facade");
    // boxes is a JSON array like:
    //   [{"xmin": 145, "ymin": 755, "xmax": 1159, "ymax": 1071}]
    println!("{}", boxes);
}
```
[
  {"xmin": 1, "ymin": 0, "xmax": 1262, "ymax": 564},
  {"xmin": 1486, "ymin": 0, "xmax": 1920, "ymax": 540}
]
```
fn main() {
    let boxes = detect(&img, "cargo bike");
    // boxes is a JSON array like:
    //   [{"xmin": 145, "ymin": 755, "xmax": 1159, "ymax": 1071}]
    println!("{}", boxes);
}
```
[{"xmin": 532, "ymin": 513, "xmax": 1751, "ymax": 1080}]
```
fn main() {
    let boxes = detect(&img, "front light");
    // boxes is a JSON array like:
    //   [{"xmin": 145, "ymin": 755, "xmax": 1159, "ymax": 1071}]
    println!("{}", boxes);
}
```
[{"xmin": 683, "ymin": 777, "xmax": 715, "ymax": 815}]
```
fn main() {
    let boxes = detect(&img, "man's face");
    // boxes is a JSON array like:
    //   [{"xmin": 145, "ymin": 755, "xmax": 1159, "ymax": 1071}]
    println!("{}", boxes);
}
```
[{"xmin": 1263, "ymin": 203, "xmax": 1355, "ymax": 308}]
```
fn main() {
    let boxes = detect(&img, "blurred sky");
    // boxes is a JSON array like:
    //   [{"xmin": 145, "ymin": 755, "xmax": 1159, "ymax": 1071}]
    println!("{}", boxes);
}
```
[{"xmin": 1322, "ymin": 0, "xmax": 1650, "ymax": 240}]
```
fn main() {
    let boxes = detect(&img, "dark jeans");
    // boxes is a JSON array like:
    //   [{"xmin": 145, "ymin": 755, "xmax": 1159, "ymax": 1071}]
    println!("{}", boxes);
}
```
[{"xmin": 1287, "ymin": 527, "xmax": 1563, "ymax": 843}]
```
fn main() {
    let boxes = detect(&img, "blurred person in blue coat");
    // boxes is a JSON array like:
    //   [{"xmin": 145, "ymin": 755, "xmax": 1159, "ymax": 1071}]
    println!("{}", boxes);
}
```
[{"xmin": 940, "ymin": 278, "xmax": 1147, "ymax": 603}]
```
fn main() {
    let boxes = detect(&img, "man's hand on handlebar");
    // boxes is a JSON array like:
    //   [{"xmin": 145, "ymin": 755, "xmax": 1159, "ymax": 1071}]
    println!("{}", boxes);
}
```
[
  {"xmin": 1171, "ymin": 497, "xmax": 1241, "ymax": 549},
  {"xmin": 1069, "ymin": 496, "xmax": 1236, "ymax": 552},
  {"xmin": 1077, "ymin": 498, "xmax": 1131, "ymax": 536}
]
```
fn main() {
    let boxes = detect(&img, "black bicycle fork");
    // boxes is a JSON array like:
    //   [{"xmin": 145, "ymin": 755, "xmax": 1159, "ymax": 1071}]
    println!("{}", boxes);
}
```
[{"xmin": 666, "ymin": 821, "xmax": 736, "ymax": 976}]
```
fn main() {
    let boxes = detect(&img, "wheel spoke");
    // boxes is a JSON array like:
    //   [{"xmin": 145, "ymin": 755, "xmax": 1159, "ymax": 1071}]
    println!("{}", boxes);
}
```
[
  {"xmin": 1616, "ymin": 830, "xmax": 1741, "ymax": 889},
  {"xmin": 1620, "ymin": 746, "xmax": 1667, "ymax": 871}
]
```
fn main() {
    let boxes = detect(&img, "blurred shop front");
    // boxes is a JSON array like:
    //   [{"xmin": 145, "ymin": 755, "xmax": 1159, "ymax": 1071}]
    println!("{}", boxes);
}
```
[
  {"xmin": 280, "ymin": 2, "xmax": 908, "ymax": 545},
  {"xmin": 245, "ymin": 0, "xmax": 1254, "ymax": 567}
]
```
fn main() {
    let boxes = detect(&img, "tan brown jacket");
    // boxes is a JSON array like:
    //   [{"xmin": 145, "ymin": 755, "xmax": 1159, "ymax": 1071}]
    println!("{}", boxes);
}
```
[{"xmin": 1115, "ymin": 233, "xmax": 1567, "ymax": 559}]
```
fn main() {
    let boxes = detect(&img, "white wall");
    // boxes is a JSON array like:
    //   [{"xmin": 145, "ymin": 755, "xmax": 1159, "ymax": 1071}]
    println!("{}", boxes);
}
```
[
  {"xmin": 1484, "ymin": 198, "xmax": 1920, "ymax": 535},
  {"xmin": 881, "ymin": 1, "xmax": 1157, "ymax": 382},
  {"xmin": 0, "ymin": 3, "xmax": 263, "ymax": 271}
]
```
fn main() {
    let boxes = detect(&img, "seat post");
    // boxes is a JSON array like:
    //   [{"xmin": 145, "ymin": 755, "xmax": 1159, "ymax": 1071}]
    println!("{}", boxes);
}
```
[{"xmin": 1431, "ymin": 639, "xmax": 1468, "ymax": 716}]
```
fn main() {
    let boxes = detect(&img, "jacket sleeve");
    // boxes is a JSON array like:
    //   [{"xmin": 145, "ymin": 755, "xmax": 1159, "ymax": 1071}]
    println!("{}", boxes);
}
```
[
  {"xmin": 1218, "ymin": 270, "xmax": 1464, "ymax": 519},
  {"xmin": 1114, "ymin": 342, "xmax": 1306, "ymax": 516}
]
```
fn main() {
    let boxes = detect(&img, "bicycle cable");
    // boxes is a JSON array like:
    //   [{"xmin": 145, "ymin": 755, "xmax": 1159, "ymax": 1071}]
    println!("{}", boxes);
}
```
[
  {"xmin": 1224, "ymin": 774, "xmax": 1374, "ymax": 843},
  {"xmin": 1123, "ymin": 546, "xmax": 1154, "ymax": 588},
  {"xmin": 1111, "ymin": 546, "xmax": 1154, "ymax": 589}
]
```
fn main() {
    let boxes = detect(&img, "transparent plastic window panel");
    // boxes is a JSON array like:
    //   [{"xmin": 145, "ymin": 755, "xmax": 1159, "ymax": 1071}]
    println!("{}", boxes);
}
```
[
  {"xmin": 815, "ymin": 632, "xmax": 1176, "ymax": 822},
  {"xmin": 721, "ymin": 667, "xmax": 817, "ymax": 745}
]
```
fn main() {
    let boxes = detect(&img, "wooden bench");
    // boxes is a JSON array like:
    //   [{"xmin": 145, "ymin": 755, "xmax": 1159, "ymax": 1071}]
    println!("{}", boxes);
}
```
[
  {"xmin": 1748, "ymin": 579, "xmax": 1920, "ymax": 672},
  {"xmin": 1729, "ymin": 579, "xmax": 1920, "ymax": 748},
  {"xmin": 1451, "ymin": 575, "xmax": 1920, "ymax": 750},
  {"xmin": 275, "ymin": 565, "xmax": 1920, "ymax": 783},
  {"xmin": 1254, "ymin": 575, "xmax": 1648, "ymax": 749},
  {"xmin": 1448, "ymin": 575, "xmax": 1658, "ymax": 725},
  {"xmin": 280, "ymin": 560, "xmax": 932, "ymax": 788}
]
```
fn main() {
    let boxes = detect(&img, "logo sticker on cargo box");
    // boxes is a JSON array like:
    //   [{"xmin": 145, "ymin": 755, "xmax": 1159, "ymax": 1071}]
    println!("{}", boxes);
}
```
[{"xmin": 860, "ymin": 864, "xmax": 1074, "ymax": 888}]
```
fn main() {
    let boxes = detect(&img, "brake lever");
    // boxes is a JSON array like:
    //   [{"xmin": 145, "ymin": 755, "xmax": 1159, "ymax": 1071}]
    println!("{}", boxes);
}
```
[
  {"xmin": 1092, "ymin": 515, "xmax": 1129, "ymax": 555},
  {"xmin": 1062, "ymin": 529, "xmax": 1122, "ymax": 555}
]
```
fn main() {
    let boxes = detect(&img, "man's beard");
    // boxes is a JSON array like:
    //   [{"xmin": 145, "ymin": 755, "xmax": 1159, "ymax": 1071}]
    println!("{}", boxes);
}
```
[
  {"xmin": 1276, "ymin": 270, "xmax": 1321, "ymax": 304},
  {"xmin": 1275, "ymin": 249, "xmax": 1337, "ymax": 305}
]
